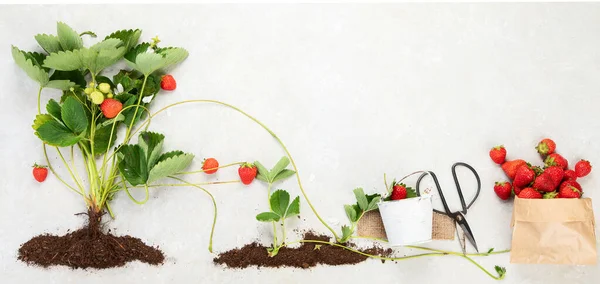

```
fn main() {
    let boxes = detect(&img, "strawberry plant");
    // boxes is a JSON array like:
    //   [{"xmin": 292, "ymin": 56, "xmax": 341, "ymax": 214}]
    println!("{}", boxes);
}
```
[{"xmin": 254, "ymin": 157, "xmax": 299, "ymax": 256}]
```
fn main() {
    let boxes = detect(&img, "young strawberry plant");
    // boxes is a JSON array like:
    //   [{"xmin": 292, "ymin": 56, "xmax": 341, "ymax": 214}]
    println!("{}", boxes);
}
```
[{"xmin": 254, "ymin": 157, "xmax": 300, "ymax": 256}]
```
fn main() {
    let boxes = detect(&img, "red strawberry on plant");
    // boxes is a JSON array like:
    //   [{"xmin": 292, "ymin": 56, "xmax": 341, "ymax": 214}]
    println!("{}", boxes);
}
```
[
  {"xmin": 493, "ymin": 182, "xmax": 512, "ymax": 200},
  {"xmin": 514, "ymin": 165, "xmax": 535, "ymax": 188},
  {"xmin": 563, "ymin": 169, "xmax": 578, "ymax": 181},
  {"xmin": 391, "ymin": 183, "xmax": 408, "ymax": 200},
  {"xmin": 202, "ymin": 158, "xmax": 219, "ymax": 174},
  {"xmin": 99, "ymin": 98, "xmax": 123, "ymax": 119},
  {"xmin": 161, "ymin": 74, "xmax": 177, "ymax": 91},
  {"xmin": 544, "ymin": 153, "xmax": 568, "ymax": 170},
  {"xmin": 543, "ymin": 166, "xmax": 564, "ymax": 188},
  {"xmin": 489, "ymin": 145, "xmax": 506, "ymax": 165},
  {"xmin": 558, "ymin": 185, "xmax": 581, "ymax": 199},
  {"xmin": 575, "ymin": 159, "xmax": 592, "ymax": 178},
  {"xmin": 238, "ymin": 163, "xmax": 258, "ymax": 185},
  {"xmin": 535, "ymin": 138, "xmax": 556, "ymax": 156},
  {"xmin": 501, "ymin": 159, "xmax": 526, "ymax": 180},
  {"xmin": 532, "ymin": 173, "xmax": 555, "ymax": 192},
  {"xmin": 32, "ymin": 164, "xmax": 48, "ymax": 182},
  {"xmin": 518, "ymin": 187, "xmax": 542, "ymax": 199}
]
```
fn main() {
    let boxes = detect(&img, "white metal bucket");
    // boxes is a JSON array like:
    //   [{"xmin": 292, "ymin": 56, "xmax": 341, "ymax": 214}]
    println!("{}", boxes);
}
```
[{"xmin": 378, "ymin": 195, "xmax": 433, "ymax": 246}]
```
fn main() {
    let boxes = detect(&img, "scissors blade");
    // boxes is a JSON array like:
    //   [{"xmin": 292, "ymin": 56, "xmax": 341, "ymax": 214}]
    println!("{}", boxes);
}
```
[
  {"xmin": 456, "ymin": 228, "xmax": 466, "ymax": 255},
  {"xmin": 455, "ymin": 212, "xmax": 479, "ymax": 253}
]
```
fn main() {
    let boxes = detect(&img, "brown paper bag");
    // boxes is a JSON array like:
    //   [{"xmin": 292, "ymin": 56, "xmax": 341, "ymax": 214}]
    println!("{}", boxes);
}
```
[{"xmin": 510, "ymin": 197, "xmax": 597, "ymax": 265}]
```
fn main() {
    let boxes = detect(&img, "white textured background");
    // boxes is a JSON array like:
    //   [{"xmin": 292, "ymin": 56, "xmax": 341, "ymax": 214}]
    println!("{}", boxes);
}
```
[{"xmin": 1, "ymin": 4, "xmax": 599, "ymax": 284}]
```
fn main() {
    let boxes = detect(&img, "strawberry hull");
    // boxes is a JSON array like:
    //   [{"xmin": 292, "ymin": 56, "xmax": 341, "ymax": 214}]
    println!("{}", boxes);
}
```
[{"xmin": 510, "ymin": 197, "xmax": 597, "ymax": 265}]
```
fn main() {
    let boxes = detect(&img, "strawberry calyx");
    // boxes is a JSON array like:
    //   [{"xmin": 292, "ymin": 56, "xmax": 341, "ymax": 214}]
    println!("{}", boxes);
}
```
[
  {"xmin": 543, "ymin": 191, "xmax": 558, "ymax": 199},
  {"xmin": 32, "ymin": 163, "xmax": 47, "ymax": 168},
  {"xmin": 240, "ymin": 162, "xmax": 255, "ymax": 168}
]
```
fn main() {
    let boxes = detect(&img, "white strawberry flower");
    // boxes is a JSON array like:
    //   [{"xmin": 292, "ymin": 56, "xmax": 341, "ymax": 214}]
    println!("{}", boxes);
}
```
[{"xmin": 142, "ymin": 95, "xmax": 154, "ymax": 103}]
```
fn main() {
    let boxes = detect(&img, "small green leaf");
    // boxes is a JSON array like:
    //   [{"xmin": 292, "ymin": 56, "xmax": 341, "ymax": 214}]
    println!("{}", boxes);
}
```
[
  {"xmin": 341, "ymin": 225, "xmax": 353, "ymax": 242},
  {"xmin": 138, "ymin": 131, "xmax": 165, "ymax": 169},
  {"xmin": 270, "ymin": 189, "xmax": 290, "ymax": 217},
  {"xmin": 132, "ymin": 52, "xmax": 164, "ymax": 76},
  {"xmin": 11, "ymin": 46, "xmax": 49, "ymax": 85},
  {"xmin": 270, "ymin": 156, "xmax": 290, "ymax": 179},
  {"xmin": 91, "ymin": 38, "xmax": 123, "ymax": 50},
  {"xmin": 272, "ymin": 169, "xmax": 296, "ymax": 183},
  {"xmin": 46, "ymin": 99, "xmax": 62, "ymax": 121},
  {"xmin": 117, "ymin": 144, "xmax": 148, "ymax": 186},
  {"xmin": 56, "ymin": 22, "xmax": 83, "ymax": 51},
  {"xmin": 32, "ymin": 114, "xmax": 54, "ymax": 131},
  {"xmin": 353, "ymin": 188, "xmax": 368, "ymax": 211},
  {"xmin": 61, "ymin": 96, "xmax": 88, "ymax": 134},
  {"xmin": 124, "ymin": 42, "xmax": 150, "ymax": 63},
  {"xmin": 487, "ymin": 248, "xmax": 494, "ymax": 254},
  {"xmin": 34, "ymin": 34, "xmax": 62, "ymax": 54},
  {"xmin": 285, "ymin": 196, "xmax": 300, "ymax": 218},
  {"xmin": 256, "ymin": 212, "xmax": 280, "ymax": 222},
  {"xmin": 46, "ymin": 80, "xmax": 76, "ymax": 90},
  {"xmin": 366, "ymin": 195, "xmax": 381, "ymax": 211},
  {"xmin": 494, "ymin": 266, "xmax": 507, "ymax": 279},
  {"xmin": 254, "ymin": 161, "xmax": 270, "ymax": 181},
  {"xmin": 147, "ymin": 153, "xmax": 194, "ymax": 184},
  {"xmin": 344, "ymin": 204, "xmax": 358, "ymax": 222},
  {"xmin": 256, "ymin": 173, "xmax": 269, "ymax": 182},
  {"xmin": 156, "ymin": 47, "xmax": 188, "ymax": 69},
  {"xmin": 406, "ymin": 187, "xmax": 418, "ymax": 198},
  {"xmin": 36, "ymin": 120, "xmax": 84, "ymax": 147}
]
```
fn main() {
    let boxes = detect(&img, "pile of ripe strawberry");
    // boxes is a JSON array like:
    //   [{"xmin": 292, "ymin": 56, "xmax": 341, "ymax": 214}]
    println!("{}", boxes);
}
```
[{"xmin": 489, "ymin": 138, "xmax": 592, "ymax": 200}]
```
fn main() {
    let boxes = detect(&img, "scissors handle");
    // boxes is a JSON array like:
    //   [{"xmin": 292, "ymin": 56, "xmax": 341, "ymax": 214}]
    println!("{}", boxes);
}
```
[{"xmin": 415, "ymin": 162, "xmax": 481, "ymax": 215}]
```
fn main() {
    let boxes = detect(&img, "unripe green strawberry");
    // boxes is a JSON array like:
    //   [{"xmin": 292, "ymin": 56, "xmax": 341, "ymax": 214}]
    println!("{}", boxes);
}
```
[
  {"xmin": 98, "ymin": 83, "xmax": 111, "ymax": 94},
  {"xmin": 107, "ymin": 93, "xmax": 114, "ymax": 99},
  {"xmin": 90, "ymin": 91, "xmax": 104, "ymax": 105},
  {"xmin": 84, "ymin": 87, "xmax": 94, "ymax": 95}
]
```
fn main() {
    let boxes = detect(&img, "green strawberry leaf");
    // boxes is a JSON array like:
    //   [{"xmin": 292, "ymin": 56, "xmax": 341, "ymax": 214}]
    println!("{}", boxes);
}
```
[
  {"xmin": 32, "ymin": 114, "xmax": 54, "ymax": 131},
  {"xmin": 494, "ymin": 266, "xmax": 507, "ymax": 279},
  {"xmin": 124, "ymin": 42, "xmax": 150, "ymax": 63},
  {"xmin": 56, "ymin": 22, "xmax": 83, "ymax": 51},
  {"xmin": 340, "ymin": 225, "xmax": 353, "ymax": 243},
  {"xmin": 487, "ymin": 248, "xmax": 494, "ymax": 254},
  {"xmin": 406, "ymin": 187, "xmax": 418, "ymax": 198},
  {"xmin": 35, "ymin": 34, "xmax": 62, "ymax": 54},
  {"xmin": 254, "ymin": 161, "xmax": 270, "ymax": 181},
  {"xmin": 285, "ymin": 196, "xmax": 300, "ymax": 218},
  {"xmin": 138, "ymin": 131, "xmax": 165, "ymax": 169},
  {"xmin": 43, "ymin": 49, "xmax": 84, "ymax": 71},
  {"xmin": 92, "ymin": 124, "xmax": 117, "ymax": 155},
  {"xmin": 49, "ymin": 70, "xmax": 86, "ymax": 88},
  {"xmin": 353, "ymin": 188, "xmax": 369, "ymax": 211},
  {"xmin": 366, "ymin": 194, "xmax": 381, "ymax": 211},
  {"xmin": 147, "ymin": 153, "xmax": 194, "ymax": 184},
  {"xmin": 117, "ymin": 144, "xmax": 148, "ymax": 186},
  {"xmin": 45, "ymin": 80, "xmax": 76, "ymax": 90},
  {"xmin": 344, "ymin": 204, "xmax": 358, "ymax": 222},
  {"xmin": 125, "ymin": 45, "xmax": 188, "ymax": 76},
  {"xmin": 61, "ymin": 96, "xmax": 88, "ymax": 134},
  {"xmin": 36, "ymin": 120, "xmax": 84, "ymax": 147},
  {"xmin": 46, "ymin": 99, "xmax": 62, "ymax": 121},
  {"xmin": 256, "ymin": 173, "xmax": 269, "ymax": 182},
  {"xmin": 270, "ymin": 156, "xmax": 290, "ymax": 179},
  {"xmin": 256, "ymin": 212, "xmax": 280, "ymax": 222},
  {"xmin": 270, "ymin": 189, "xmax": 290, "ymax": 217},
  {"xmin": 105, "ymin": 29, "xmax": 142, "ymax": 51},
  {"xmin": 11, "ymin": 46, "xmax": 49, "ymax": 85},
  {"xmin": 272, "ymin": 169, "xmax": 296, "ymax": 183},
  {"xmin": 156, "ymin": 150, "xmax": 184, "ymax": 163}
]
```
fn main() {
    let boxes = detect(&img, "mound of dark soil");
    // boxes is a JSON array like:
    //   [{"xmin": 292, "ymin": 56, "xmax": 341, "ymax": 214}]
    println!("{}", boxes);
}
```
[
  {"xmin": 18, "ymin": 210, "xmax": 164, "ymax": 269},
  {"xmin": 214, "ymin": 232, "xmax": 392, "ymax": 269}
]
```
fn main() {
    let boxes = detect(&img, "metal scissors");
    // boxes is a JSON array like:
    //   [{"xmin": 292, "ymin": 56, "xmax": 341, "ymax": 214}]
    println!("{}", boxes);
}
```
[{"xmin": 415, "ymin": 162, "xmax": 481, "ymax": 254}]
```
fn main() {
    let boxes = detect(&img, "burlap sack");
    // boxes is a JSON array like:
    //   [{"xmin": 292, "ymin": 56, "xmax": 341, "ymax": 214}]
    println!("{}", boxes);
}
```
[
  {"xmin": 357, "ymin": 210, "xmax": 456, "ymax": 240},
  {"xmin": 510, "ymin": 197, "xmax": 597, "ymax": 265}
]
